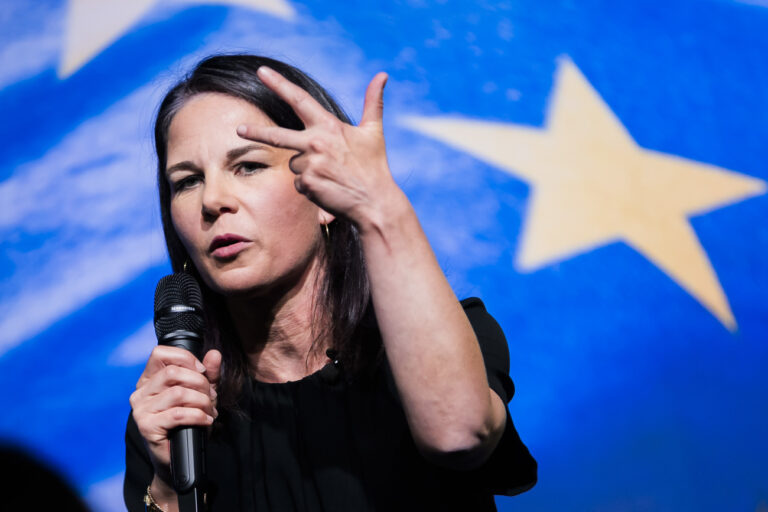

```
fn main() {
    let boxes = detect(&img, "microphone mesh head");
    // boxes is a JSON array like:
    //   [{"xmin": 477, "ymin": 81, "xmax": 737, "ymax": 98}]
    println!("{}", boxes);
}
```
[{"xmin": 154, "ymin": 273, "xmax": 204, "ymax": 339}]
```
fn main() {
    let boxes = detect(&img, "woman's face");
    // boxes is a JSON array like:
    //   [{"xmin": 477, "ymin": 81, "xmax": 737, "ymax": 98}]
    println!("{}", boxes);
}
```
[{"xmin": 165, "ymin": 92, "xmax": 325, "ymax": 297}]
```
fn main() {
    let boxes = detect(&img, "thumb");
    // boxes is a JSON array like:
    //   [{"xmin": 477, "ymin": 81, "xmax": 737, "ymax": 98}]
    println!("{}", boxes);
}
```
[
  {"xmin": 360, "ymin": 72, "xmax": 388, "ymax": 126},
  {"xmin": 203, "ymin": 349, "xmax": 222, "ymax": 387}
]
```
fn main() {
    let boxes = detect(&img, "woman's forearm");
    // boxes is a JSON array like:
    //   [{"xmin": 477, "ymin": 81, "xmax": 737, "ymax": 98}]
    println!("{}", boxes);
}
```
[{"xmin": 357, "ymin": 188, "xmax": 507, "ymax": 468}]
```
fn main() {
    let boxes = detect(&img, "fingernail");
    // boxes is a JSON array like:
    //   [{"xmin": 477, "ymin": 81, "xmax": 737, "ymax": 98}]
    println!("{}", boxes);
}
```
[
  {"xmin": 206, "ymin": 414, "xmax": 214, "ymax": 424},
  {"xmin": 213, "ymin": 407, "xmax": 219, "ymax": 418},
  {"xmin": 210, "ymin": 388, "xmax": 217, "ymax": 399},
  {"xmin": 195, "ymin": 360, "xmax": 206, "ymax": 372},
  {"xmin": 257, "ymin": 66, "xmax": 274, "ymax": 78},
  {"xmin": 236, "ymin": 125, "xmax": 247, "ymax": 136}
]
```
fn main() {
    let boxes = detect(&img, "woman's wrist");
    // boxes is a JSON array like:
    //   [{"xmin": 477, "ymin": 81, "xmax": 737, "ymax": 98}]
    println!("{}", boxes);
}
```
[
  {"xmin": 354, "ymin": 184, "xmax": 413, "ymax": 240},
  {"xmin": 149, "ymin": 474, "xmax": 178, "ymax": 512}
]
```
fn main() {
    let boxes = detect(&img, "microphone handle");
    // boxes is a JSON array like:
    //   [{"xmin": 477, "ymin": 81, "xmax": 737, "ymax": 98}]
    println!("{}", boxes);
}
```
[
  {"xmin": 168, "ymin": 424, "xmax": 205, "ymax": 493},
  {"xmin": 160, "ymin": 331, "xmax": 207, "ymax": 509}
]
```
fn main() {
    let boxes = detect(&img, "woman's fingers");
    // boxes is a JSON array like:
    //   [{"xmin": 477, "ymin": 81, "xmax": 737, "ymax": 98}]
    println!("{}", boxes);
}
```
[
  {"xmin": 132, "ymin": 347, "xmax": 219, "ymax": 416},
  {"xmin": 360, "ymin": 72, "xmax": 388, "ymax": 126},
  {"xmin": 202, "ymin": 349, "xmax": 222, "ymax": 402},
  {"xmin": 132, "ymin": 348, "xmax": 218, "ymax": 474},
  {"xmin": 257, "ymin": 66, "xmax": 332, "ymax": 126},
  {"xmin": 242, "ymin": 66, "xmax": 393, "ymax": 226},
  {"xmin": 158, "ymin": 407, "xmax": 215, "ymax": 430},
  {"xmin": 237, "ymin": 123, "xmax": 309, "ymax": 152},
  {"xmin": 150, "ymin": 386, "xmax": 217, "ymax": 418},
  {"xmin": 133, "ymin": 383, "xmax": 217, "ymax": 446},
  {"xmin": 133, "ymin": 364, "xmax": 212, "ymax": 404},
  {"xmin": 138, "ymin": 345, "xmax": 206, "ymax": 388},
  {"xmin": 139, "ymin": 407, "xmax": 214, "ymax": 442}
]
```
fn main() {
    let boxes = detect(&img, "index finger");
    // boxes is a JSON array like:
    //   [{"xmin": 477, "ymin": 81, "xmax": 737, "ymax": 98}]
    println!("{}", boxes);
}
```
[
  {"xmin": 138, "ymin": 345, "xmax": 206, "ymax": 387},
  {"xmin": 257, "ymin": 66, "xmax": 333, "ymax": 127}
]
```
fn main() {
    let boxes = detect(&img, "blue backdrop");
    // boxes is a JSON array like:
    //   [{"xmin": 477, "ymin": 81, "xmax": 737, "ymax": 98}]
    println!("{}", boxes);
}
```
[{"xmin": 1, "ymin": 1, "xmax": 766, "ymax": 510}]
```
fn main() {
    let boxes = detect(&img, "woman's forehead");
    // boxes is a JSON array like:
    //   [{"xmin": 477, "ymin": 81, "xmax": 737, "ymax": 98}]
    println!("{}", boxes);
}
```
[
  {"xmin": 174, "ymin": 92, "xmax": 273, "ymax": 129},
  {"xmin": 167, "ymin": 93, "xmax": 274, "ymax": 150}
]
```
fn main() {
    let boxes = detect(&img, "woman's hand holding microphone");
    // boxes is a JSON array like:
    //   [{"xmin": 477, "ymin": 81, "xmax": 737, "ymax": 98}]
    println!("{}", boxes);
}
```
[{"xmin": 129, "ymin": 346, "xmax": 221, "ymax": 509}]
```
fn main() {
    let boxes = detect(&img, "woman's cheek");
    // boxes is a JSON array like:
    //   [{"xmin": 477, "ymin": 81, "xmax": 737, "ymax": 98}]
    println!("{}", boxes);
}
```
[{"xmin": 170, "ymin": 202, "xmax": 201, "ymax": 258}]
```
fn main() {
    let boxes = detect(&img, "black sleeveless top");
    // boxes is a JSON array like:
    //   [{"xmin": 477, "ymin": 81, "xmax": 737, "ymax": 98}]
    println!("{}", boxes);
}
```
[{"xmin": 124, "ymin": 298, "xmax": 536, "ymax": 511}]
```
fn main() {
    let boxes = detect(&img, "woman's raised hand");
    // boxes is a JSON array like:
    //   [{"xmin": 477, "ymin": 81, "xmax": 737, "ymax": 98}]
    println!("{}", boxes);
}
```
[
  {"xmin": 236, "ymin": 66, "xmax": 402, "ymax": 231},
  {"xmin": 129, "ymin": 346, "xmax": 221, "ymax": 485}
]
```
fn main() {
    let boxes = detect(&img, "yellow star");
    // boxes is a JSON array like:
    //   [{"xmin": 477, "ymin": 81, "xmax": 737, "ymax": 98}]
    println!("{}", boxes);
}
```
[
  {"xmin": 403, "ymin": 57, "xmax": 766, "ymax": 330},
  {"xmin": 59, "ymin": 0, "xmax": 296, "ymax": 78}
]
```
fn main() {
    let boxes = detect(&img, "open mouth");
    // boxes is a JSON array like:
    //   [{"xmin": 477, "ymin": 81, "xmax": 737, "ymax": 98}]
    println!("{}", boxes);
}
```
[{"xmin": 209, "ymin": 234, "xmax": 250, "ymax": 257}]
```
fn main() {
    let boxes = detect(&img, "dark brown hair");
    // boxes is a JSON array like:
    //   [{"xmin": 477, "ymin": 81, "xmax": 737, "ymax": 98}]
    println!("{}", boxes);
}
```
[{"xmin": 154, "ymin": 55, "xmax": 380, "ymax": 412}]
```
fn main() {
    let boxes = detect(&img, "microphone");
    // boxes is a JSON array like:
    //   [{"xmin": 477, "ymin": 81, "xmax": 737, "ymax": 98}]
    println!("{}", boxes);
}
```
[{"xmin": 154, "ymin": 273, "xmax": 207, "ymax": 511}]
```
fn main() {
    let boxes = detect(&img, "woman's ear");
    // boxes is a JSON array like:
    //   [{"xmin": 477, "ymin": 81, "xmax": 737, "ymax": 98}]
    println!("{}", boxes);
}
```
[{"xmin": 317, "ymin": 209, "xmax": 335, "ymax": 226}]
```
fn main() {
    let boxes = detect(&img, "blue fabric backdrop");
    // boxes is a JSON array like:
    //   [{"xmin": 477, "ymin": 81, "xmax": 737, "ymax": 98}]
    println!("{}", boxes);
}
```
[{"xmin": 0, "ymin": 1, "xmax": 766, "ymax": 510}]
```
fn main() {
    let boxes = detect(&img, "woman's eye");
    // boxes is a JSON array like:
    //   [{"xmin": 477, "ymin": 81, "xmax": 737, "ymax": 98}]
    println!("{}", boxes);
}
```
[
  {"xmin": 236, "ymin": 161, "xmax": 267, "ymax": 175},
  {"xmin": 172, "ymin": 175, "xmax": 202, "ymax": 193}
]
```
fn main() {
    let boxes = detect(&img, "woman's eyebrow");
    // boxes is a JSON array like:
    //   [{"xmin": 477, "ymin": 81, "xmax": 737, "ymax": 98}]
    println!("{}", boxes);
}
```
[
  {"xmin": 166, "ymin": 144, "xmax": 267, "ymax": 176},
  {"xmin": 226, "ymin": 143, "xmax": 267, "ymax": 163},
  {"xmin": 166, "ymin": 160, "xmax": 202, "ymax": 176}
]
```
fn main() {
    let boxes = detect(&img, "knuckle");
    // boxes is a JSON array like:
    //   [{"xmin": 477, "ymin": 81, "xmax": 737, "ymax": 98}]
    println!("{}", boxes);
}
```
[
  {"xmin": 268, "ymin": 130, "xmax": 282, "ymax": 147},
  {"xmin": 310, "ymin": 153, "xmax": 328, "ymax": 170},
  {"xmin": 304, "ymin": 155, "xmax": 318, "ymax": 172},
  {"xmin": 171, "ymin": 408, "xmax": 185, "ymax": 422},
  {"xmin": 309, "ymin": 137, "xmax": 325, "ymax": 152},
  {"xmin": 183, "ymin": 351, "xmax": 197, "ymax": 366},
  {"xmin": 164, "ymin": 365, "xmax": 179, "ymax": 381},
  {"xmin": 294, "ymin": 93, "xmax": 309, "ymax": 108},
  {"xmin": 171, "ymin": 386, "xmax": 186, "ymax": 402}
]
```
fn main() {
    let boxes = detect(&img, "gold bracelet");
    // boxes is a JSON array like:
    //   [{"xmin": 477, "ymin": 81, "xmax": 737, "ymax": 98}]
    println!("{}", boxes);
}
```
[{"xmin": 144, "ymin": 485, "xmax": 166, "ymax": 512}]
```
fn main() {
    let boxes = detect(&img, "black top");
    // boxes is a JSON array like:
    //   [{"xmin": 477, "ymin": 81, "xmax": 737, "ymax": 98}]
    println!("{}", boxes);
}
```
[{"xmin": 124, "ymin": 298, "xmax": 536, "ymax": 511}]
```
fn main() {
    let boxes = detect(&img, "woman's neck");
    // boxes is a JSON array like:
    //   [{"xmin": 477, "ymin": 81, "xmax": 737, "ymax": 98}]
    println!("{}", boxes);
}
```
[{"xmin": 226, "ymin": 256, "xmax": 331, "ymax": 383}]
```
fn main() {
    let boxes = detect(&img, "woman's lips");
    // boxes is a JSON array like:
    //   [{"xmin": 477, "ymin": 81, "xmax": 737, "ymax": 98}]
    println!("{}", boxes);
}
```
[
  {"xmin": 211, "ymin": 241, "xmax": 249, "ymax": 259},
  {"xmin": 209, "ymin": 234, "xmax": 251, "ymax": 259}
]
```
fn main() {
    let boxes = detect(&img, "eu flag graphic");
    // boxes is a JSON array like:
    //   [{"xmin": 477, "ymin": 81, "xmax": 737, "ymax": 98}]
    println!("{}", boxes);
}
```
[{"xmin": 1, "ymin": 1, "xmax": 766, "ymax": 510}]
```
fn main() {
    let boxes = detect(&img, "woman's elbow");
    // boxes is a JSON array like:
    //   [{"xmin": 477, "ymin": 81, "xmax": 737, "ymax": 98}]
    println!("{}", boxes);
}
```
[{"xmin": 416, "ymin": 418, "xmax": 505, "ymax": 470}]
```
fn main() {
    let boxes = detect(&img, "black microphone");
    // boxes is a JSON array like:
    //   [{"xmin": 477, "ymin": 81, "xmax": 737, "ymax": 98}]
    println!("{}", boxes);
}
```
[{"xmin": 154, "ymin": 273, "xmax": 207, "ymax": 511}]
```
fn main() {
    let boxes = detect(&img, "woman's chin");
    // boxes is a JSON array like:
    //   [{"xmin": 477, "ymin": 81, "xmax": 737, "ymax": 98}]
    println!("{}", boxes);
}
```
[
  {"xmin": 194, "ymin": 266, "xmax": 257, "ymax": 295},
  {"xmin": 205, "ymin": 269, "xmax": 295, "ymax": 301},
  {"xmin": 199, "ymin": 253, "xmax": 320, "ymax": 302},
  {"xmin": 207, "ymin": 277, "xmax": 271, "ymax": 299}
]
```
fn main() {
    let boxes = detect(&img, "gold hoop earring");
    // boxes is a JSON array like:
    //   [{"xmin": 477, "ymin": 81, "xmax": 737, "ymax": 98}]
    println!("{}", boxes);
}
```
[
  {"xmin": 183, "ymin": 260, "xmax": 191, "ymax": 273},
  {"xmin": 323, "ymin": 223, "xmax": 330, "ymax": 241}
]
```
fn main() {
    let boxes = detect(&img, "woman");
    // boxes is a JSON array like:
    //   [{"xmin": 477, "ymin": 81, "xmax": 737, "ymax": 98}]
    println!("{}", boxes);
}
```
[{"xmin": 125, "ymin": 55, "xmax": 536, "ymax": 511}]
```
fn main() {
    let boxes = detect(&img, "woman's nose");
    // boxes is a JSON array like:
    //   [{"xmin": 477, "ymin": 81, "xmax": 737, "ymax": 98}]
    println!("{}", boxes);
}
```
[{"xmin": 201, "ymin": 173, "xmax": 238, "ymax": 219}]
